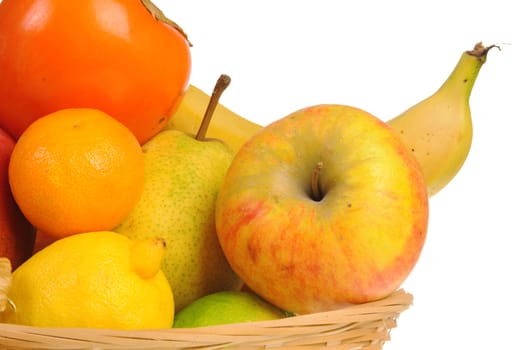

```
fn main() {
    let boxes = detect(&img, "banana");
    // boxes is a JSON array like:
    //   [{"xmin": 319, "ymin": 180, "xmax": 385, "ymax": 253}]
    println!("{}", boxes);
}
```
[
  {"xmin": 164, "ymin": 83, "xmax": 262, "ymax": 152},
  {"xmin": 387, "ymin": 42, "xmax": 497, "ymax": 197},
  {"xmin": 166, "ymin": 42, "xmax": 496, "ymax": 197}
]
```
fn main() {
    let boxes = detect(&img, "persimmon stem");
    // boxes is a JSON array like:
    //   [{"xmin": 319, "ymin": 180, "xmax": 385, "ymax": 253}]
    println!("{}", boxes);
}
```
[
  {"xmin": 195, "ymin": 74, "xmax": 231, "ymax": 141},
  {"xmin": 311, "ymin": 161, "xmax": 324, "ymax": 201},
  {"xmin": 140, "ymin": 0, "xmax": 192, "ymax": 46}
]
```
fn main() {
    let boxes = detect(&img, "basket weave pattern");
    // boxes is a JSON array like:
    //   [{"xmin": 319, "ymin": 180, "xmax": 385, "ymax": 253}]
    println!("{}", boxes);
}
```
[{"xmin": 0, "ymin": 258, "xmax": 412, "ymax": 350}]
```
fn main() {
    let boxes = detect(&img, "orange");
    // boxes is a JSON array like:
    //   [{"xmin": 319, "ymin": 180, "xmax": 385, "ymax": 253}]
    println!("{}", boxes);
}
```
[{"xmin": 8, "ymin": 108, "xmax": 145, "ymax": 238}]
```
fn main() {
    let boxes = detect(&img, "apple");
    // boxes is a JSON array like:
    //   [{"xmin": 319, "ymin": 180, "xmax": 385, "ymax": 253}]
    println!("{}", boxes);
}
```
[
  {"xmin": 0, "ymin": 128, "xmax": 35, "ymax": 269},
  {"xmin": 32, "ymin": 229, "xmax": 58, "ymax": 254},
  {"xmin": 215, "ymin": 104, "xmax": 429, "ymax": 314}
]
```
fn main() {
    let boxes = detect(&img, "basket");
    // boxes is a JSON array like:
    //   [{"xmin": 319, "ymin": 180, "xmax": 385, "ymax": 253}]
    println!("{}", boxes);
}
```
[{"xmin": 0, "ymin": 257, "xmax": 412, "ymax": 350}]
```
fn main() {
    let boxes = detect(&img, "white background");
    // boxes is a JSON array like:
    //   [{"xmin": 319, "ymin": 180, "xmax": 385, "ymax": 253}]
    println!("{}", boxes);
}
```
[{"xmin": 156, "ymin": 1, "xmax": 525, "ymax": 349}]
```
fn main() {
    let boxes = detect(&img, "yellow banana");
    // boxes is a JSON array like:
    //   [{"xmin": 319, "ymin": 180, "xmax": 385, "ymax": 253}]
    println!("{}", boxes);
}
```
[
  {"xmin": 166, "ymin": 42, "xmax": 496, "ymax": 197},
  {"xmin": 387, "ymin": 42, "xmax": 497, "ymax": 197}
]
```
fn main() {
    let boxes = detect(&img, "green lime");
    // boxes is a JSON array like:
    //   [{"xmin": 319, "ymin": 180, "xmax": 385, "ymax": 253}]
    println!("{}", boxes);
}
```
[{"xmin": 173, "ymin": 291, "xmax": 287, "ymax": 328}]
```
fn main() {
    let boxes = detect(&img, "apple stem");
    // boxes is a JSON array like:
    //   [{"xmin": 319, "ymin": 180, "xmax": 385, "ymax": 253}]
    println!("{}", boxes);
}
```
[
  {"xmin": 311, "ymin": 161, "xmax": 324, "ymax": 201},
  {"xmin": 195, "ymin": 74, "xmax": 232, "ymax": 141}
]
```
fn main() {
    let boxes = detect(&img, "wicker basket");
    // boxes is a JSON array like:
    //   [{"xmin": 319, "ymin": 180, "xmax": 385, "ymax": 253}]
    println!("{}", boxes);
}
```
[{"xmin": 0, "ymin": 257, "xmax": 412, "ymax": 350}]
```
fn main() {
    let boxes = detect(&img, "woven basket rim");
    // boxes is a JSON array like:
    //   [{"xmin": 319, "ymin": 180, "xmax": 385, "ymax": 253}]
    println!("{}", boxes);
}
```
[
  {"xmin": 0, "ymin": 257, "xmax": 413, "ymax": 349},
  {"xmin": 0, "ymin": 294, "xmax": 412, "ymax": 348}
]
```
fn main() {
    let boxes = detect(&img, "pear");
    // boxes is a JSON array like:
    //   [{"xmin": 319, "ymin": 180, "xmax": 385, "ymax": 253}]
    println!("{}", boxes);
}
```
[{"xmin": 115, "ymin": 75, "xmax": 242, "ymax": 312}]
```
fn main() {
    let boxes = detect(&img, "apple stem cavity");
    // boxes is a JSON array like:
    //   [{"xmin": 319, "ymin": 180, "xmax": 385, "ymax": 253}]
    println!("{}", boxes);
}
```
[
  {"xmin": 311, "ymin": 161, "xmax": 324, "ymax": 201},
  {"xmin": 195, "ymin": 74, "xmax": 232, "ymax": 141},
  {"xmin": 140, "ymin": 0, "xmax": 192, "ymax": 46}
]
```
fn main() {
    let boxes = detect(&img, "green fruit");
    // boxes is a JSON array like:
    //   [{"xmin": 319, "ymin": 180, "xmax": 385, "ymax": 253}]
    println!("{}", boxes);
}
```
[
  {"xmin": 115, "ymin": 75, "xmax": 242, "ymax": 312},
  {"xmin": 173, "ymin": 291, "xmax": 287, "ymax": 328}
]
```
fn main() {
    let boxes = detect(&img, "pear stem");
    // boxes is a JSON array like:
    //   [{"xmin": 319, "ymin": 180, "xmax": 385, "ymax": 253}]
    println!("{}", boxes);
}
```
[
  {"xmin": 311, "ymin": 161, "xmax": 324, "ymax": 201},
  {"xmin": 195, "ymin": 74, "xmax": 232, "ymax": 141},
  {"xmin": 140, "ymin": 0, "xmax": 192, "ymax": 46}
]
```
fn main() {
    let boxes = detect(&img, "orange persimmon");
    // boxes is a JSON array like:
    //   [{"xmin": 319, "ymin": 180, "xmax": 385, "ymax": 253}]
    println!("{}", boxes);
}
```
[{"xmin": 0, "ymin": 0, "xmax": 191, "ymax": 144}]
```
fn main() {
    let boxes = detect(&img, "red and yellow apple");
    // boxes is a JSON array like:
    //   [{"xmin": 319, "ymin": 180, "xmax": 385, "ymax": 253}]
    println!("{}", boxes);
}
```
[
  {"xmin": 215, "ymin": 104, "xmax": 429, "ymax": 314},
  {"xmin": 32, "ymin": 229, "xmax": 59, "ymax": 254},
  {"xmin": 0, "ymin": 128, "xmax": 35, "ymax": 269}
]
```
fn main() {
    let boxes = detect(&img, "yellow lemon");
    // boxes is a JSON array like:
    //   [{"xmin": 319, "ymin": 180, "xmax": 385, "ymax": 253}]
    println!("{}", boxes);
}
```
[
  {"xmin": 3, "ymin": 231, "xmax": 174, "ymax": 329},
  {"xmin": 173, "ymin": 291, "xmax": 287, "ymax": 328}
]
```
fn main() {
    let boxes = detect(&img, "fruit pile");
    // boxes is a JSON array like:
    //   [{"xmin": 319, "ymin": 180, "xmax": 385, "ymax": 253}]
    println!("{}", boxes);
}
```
[{"xmin": 0, "ymin": 0, "xmax": 496, "ymax": 331}]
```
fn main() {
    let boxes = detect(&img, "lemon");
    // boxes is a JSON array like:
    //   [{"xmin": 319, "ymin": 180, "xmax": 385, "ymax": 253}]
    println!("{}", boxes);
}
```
[
  {"xmin": 3, "ymin": 231, "xmax": 174, "ymax": 329},
  {"xmin": 173, "ymin": 291, "xmax": 287, "ymax": 328}
]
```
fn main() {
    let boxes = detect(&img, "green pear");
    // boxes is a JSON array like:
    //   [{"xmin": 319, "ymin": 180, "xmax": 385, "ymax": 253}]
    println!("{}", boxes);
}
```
[{"xmin": 115, "ymin": 75, "xmax": 242, "ymax": 312}]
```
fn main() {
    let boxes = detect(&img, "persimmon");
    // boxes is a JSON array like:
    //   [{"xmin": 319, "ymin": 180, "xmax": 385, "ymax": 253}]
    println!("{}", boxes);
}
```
[{"xmin": 0, "ymin": 0, "xmax": 191, "ymax": 144}]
